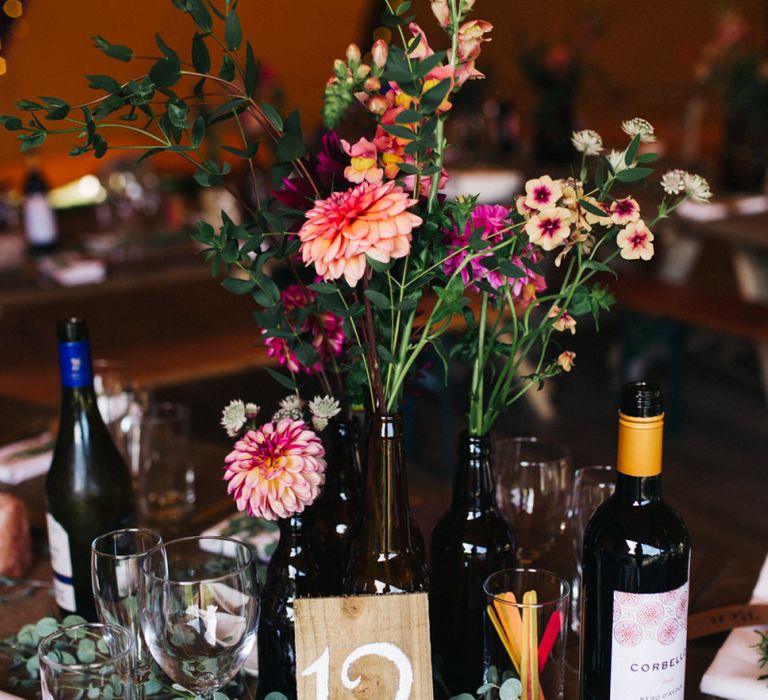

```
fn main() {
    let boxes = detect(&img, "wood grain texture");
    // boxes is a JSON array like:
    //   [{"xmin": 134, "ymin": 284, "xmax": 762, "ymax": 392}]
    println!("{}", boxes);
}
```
[{"xmin": 295, "ymin": 593, "xmax": 434, "ymax": 700}]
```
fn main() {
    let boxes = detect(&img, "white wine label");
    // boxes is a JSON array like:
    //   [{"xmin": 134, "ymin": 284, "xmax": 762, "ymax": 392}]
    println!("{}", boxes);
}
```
[
  {"xmin": 610, "ymin": 581, "xmax": 688, "ymax": 700},
  {"xmin": 45, "ymin": 513, "xmax": 76, "ymax": 612}
]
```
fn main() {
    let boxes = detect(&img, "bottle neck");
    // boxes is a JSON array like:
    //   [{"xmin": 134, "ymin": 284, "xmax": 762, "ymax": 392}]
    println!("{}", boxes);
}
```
[
  {"xmin": 361, "ymin": 413, "xmax": 413, "ymax": 553},
  {"xmin": 324, "ymin": 419, "xmax": 360, "ymax": 500},
  {"xmin": 58, "ymin": 340, "xmax": 98, "ymax": 411},
  {"xmin": 278, "ymin": 511, "xmax": 312, "ymax": 555},
  {"xmin": 451, "ymin": 432, "xmax": 495, "ymax": 512},
  {"xmin": 615, "ymin": 410, "xmax": 664, "ymax": 504}
]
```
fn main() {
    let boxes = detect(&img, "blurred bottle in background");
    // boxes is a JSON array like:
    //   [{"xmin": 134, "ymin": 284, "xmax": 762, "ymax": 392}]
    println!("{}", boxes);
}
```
[{"xmin": 23, "ymin": 158, "xmax": 58, "ymax": 255}]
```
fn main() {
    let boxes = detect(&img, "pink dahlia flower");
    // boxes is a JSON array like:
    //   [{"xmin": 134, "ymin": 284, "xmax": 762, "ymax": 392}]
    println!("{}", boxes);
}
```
[
  {"xmin": 443, "ymin": 204, "xmax": 545, "ymax": 299},
  {"xmin": 263, "ymin": 284, "xmax": 345, "ymax": 374},
  {"xmin": 224, "ymin": 418, "xmax": 326, "ymax": 520},
  {"xmin": 298, "ymin": 181, "xmax": 422, "ymax": 287}
]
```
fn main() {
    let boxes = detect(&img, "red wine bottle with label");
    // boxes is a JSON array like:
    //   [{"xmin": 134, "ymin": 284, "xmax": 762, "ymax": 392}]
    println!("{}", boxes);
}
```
[
  {"xmin": 46, "ymin": 318, "xmax": 136, "ymax": 620},
  {"xmin": 580, "ymin": 382, "xmax": 690, "ymax": 699}
]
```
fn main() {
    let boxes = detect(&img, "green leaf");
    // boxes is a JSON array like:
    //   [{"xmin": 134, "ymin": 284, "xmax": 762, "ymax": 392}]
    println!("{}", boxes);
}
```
[
  {"xmin": 615, "ymin": 167, "xmax": 654, "ymax": 183},
  {"xmin": 258, "ymin": 102, "xmax": 282, "ymax": 131},
  {"xmin": 364, "ymin": 289, "xmax": 391, "ymax": 309},
  {"xmin": 414, "ymin": 51, "xmax": 446, "ymax": 79},
  {"xmin": 420, "ymin": 78, "xmax": 451, "ymax": 112},
  {"xmin": 222, "ymin": 143, "xmax": 258, "ymax": 159},
  {"xmin": 155, "ymin": 34, "xmax": 178, "ymax": 61},
  {"xmin": 136, "ymin": 147, "xmax": 167, "ymax": 164},
  {"xmin": 192, "ymin": 115, "xmax": 206, "ymax": 148},
  {"xmin": 394, "ymin": 108, "xmax": 422, "ymax": 124},
  {"xmin": 87, "ymin": 686, "xmax": 100, "ymax": 698},
  {"xmin": 498, "ymin": 259, "xmax": 527, "ymax": 278},
  {"xmin": 395, "ymin": 0, "xmax": 412, "ymax": 14},
  {"xmin": 92, "ymin": 35, "xmax": 133, "ymax": 62},
  {"xmin": 222, "ymin": 277, "xmax": 256, "ymax": 294},
  {"xmin": 579, "ymin": 198, "xmax": 608, "ymax": 218},
  {"xmin": 192, "ymin": 34, "xmax": 211, "ymax": 73},
  {"xmin": 41, "ymin": 97, "xmax": 70, "ymax": 120},
  {"xmin": 167, "ymin": 101, "xmax": 189, "ymax": 129},
  {"xmin": 76, "ymin": 638, "xmax": 97, "ymax": 664},
  {"xmin": 263, "ymin": 693, "xmax": 290, "ymax": 700},
  {"xmin": 381, "ymin": 123, "xmax": 415, "ymax": 140},
  {"xmin": 225, "ymin": 10, "xmax": 243, "ymax": 49},
  {"xmin": 18, "ymin": 132, "xmax": 46, "ymax": 151},
  {"xmin": 16, "ymin": 99, "xmax": 43, "ymax": 111},
  {"xmin": 244, "ymin": 41, "xmax": 259, "ymax": 97},
  {"xmin": 188, "ymin": 0, "xmax": 213, "ymax": 32},
  {"xmin": 377, "ymin": 344, "xmax": 396, "ymax": 364},
  {"xmin": 307, "ymin": 282, "xmax": 337, "ymax": 294},
  {"xmin": 582, "ymin": 259, "xmax": 617, "ymax": 277},
  {"xmin": 499, "ymin": 677, "xmax": 523, "ymax": 700},
  {"xmin": 265, "ymin": 367, "xmax": 297, "ymax": 391},
  {"xmin": 276, "ymin": 132, "xmax": 305, "ymax": 161},
  {"xmin": 87, "ymin": 74, "xmax": 122, "ymax": 93},
  {"xmin": 150, "ymin": 57, "xmax": 181, "ymax": 88},
  {"xmin": 93, "ymin": 134, "xmax": 108, "ymax": 158},
  {"xmin": 637, "ymin": 152, "xmax": 659, "ymax": 163},
  {"xmin": 219, "ymin": 54, "xmax": 236, "ymax": 81},
  {"xmin": 0, "ymin": 115, "xmax": 23, "ymax": 130},
  {"xmin": 624, "ymin": 134, "xmax": 641, "ymax": 166}
]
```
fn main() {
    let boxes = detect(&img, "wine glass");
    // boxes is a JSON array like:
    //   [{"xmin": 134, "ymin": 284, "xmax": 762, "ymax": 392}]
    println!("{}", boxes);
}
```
[
  {"xmin": 140, "ymin": 536, "xmax": 260, "ymax": 698},
  {"xmin": 38, "ymin": 622, "xmax": 136, "ymax": 699},
  {"xmin": 494, "ymin": 437, "xmax": 571, "ymax": 565},
  {"xmin": 569, "ymin": 465, "xmax": 615, "ymax": 634},
  {"xmin": 91, "ymin": 528, "xmax": 163, "ymax": 699}
]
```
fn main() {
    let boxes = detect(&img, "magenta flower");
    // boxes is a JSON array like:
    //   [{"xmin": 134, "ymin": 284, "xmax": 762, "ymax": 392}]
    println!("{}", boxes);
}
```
[
  {"xmin": 224, "ymin": 418, "xmax": 326, "ymax": 520},
  {"xmin": 263, "ymin": 284, "xmax": 345, "ymax": 374},
  {"xmin": 443, "ymin": 204, "xmax": 545, "ymax": 298}
]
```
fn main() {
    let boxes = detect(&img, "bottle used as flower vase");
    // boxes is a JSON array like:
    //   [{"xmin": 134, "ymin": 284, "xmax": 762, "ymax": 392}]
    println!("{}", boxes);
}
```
[
  {"xmin": 343, "ymin": 413, "xmax": 429, "ymax": 595},
  {"xmin": 430, "ymin": 433, "xmax": 518, "ymax": 696},
  {"xmin": 309, "ymin": 418, "xmax": 362, "ymax": 595},
  {"xmin": 257, "ymin": 510, "xmax": 319, "ymax": 700}
]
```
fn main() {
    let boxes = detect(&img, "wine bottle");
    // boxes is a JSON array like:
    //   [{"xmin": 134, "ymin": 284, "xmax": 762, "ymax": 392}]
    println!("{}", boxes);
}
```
[
  {"xmin": 580, "ymin": 382, "xmax": 690, "ymax": 700},
  {"xmin": 430, "ymin": 433, "xmax": 517, "ymax": 695},
  {"xmin": 309, "ymin": 418, "xmax": 361, "ymax": 596},
  {"xmin": 46, "ymin": 318, "xmax": 136, "ymax": 621},
  {"xmin": 23, "ymin": 163, "xmax": 58, "ymax": 255},
  {"xmin": 257, "ymin": 511, "xmax": 320, "ymax": 700},
  {"xmin": 343, "ymin": 413, "xmax": 429, "ymax": 595}
]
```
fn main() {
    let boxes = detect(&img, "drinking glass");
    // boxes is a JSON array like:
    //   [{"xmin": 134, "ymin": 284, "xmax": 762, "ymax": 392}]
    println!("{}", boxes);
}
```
[
  {"xmin": 91, "ymin": 528, "xmax": 163, "ymax": 698},
  {"xmin": 140, "ymin": 536, "xmax": 260, "ymax": 698},
  {"xmin": 484, "ymin": 568, "xmax": 570, "ymax": 700},
  {"xmin": 495, "ymin": 437, "xmax": 571, "ymax": 564},
  {"xmin": 38, "ymin": 622, "xmax": 136, "ymax": 699},
  {"xmin": 138, "ymin": 402, "xmax": 195, "ymax": 524},
  {"xmin": 569, "ymin": 465, "xmax": 615, "ymax": 634}
]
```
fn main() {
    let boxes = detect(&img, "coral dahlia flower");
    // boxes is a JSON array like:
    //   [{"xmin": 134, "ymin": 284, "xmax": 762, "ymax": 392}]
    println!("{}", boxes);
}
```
[
  {"xmin": 223, "ymin": 418, "xmax": 326, "ymax": 520},
  {"xmin": 298, "ymin": 181, "xmax": 422, "ymax": 287}
]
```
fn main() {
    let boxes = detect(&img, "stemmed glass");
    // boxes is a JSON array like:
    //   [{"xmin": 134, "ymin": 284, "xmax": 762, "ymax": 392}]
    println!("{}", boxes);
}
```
[
  {"xmin": 91, "ymin": 528, "xmax": 163, "ymax": 699},
  {"xmin": 494, "ymin": 437, "xmax": 571, "ymax": 565},
  {"xmin": 569, "ymin": 465, "xmax": 615, "ymax": 634},
  {"xmin": 140, "ymin": 536, "xmax": 260, "ymax": 698}
]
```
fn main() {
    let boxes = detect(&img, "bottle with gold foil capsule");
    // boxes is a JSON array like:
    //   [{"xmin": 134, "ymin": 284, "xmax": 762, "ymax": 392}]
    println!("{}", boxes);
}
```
[{"xmin": 580, "ymin": 381, "xmax": 690, "ymax": 700}]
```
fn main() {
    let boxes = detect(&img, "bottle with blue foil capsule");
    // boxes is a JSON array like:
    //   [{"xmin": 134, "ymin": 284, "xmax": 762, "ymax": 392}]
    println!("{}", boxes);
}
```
[{"xmin": 46, "ymin": 318, "xmax": 135, "ymax": 620}]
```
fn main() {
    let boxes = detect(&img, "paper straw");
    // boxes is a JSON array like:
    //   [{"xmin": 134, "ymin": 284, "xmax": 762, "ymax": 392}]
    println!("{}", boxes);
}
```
[{"xmin": 538, "ymin": 610, "xmax": 562, "ymax": 673}]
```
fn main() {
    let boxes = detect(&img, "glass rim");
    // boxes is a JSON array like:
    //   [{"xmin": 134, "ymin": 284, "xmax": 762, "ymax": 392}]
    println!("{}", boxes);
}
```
[
  {"xmin": 91, "ymin": 528, "xmax": 163, "ymax": 560},
  {"xmin": 38, "ymin": 623, "xmax": 134, "ymax": 672},
  {"xmin": 495, "ymin": 435, "xmax": 571, "ymax": 457},
  {"xmin": 141, "ymin": 535, "xmax": 254, "ymax": 585},
  {"xmin": 483, "ymin": 567, "xmax": 571, "ymax": 607}
]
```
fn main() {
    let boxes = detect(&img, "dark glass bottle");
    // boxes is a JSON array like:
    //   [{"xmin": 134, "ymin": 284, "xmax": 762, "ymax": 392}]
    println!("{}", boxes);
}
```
[
  {"xmin": 257, "ymin": 511, "xmax": 319, "ymax": 700},
  {"xmin": 46, "ymin": 318, "xmax": 136, "ymax": 621},
  {"xmin": 23, "ymin": 165, "xmax": 58, "ymax": 255},
  {"xmin": 309, "ymin": 418, "xmax": 361, "ymax": 595},
  {"xmin": 430, "ymin": 433, "xmax": 518, "ymax": 696},
  {"xmin": 580, "ymin": 382, "xmax": 691, "ymax": 700},
  {"xmin": 343, "ymin": 413, "xmax": 429, "ymax": 595}
]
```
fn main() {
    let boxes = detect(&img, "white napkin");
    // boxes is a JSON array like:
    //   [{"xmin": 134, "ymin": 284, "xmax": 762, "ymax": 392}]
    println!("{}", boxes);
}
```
[
  {"xmin": 0, "ymin": 691, "xmax": 25, "ymax": 699},
  {"xmin": 700, "ymin": 552, "xmax": 768, "ymax": 698},
  {"xmin": 0, "ymin": 433, "xmax": 52, "ymax": 484}
]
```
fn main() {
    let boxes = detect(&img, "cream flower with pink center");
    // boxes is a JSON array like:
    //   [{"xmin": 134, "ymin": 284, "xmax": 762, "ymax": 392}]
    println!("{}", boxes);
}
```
[
  {"xmin": 298, "ymin": 181, "xmax": 422, "ymax": 287},
  {"xmin": 524, "ymin": 207, "xmax": 571, "ymax": 251},
  {"xmin": 223, "ymin": 418, "xmax": 326, "ymax": 520},
  {"xmin": 548, "ymin": 305, "xmax": 577, "ymax": 334},
  {"xmin": 610, "ymin": 196, "xmax": 641, "ymax": 225},
  {"xmin": 617, "ymin": 220, "xmax": 654, "ymax": 260},
  {"xmin": 557, "ymin": 351, "xmax": 576, "ymax": 372},
  {"xmin": 341, "ymin": 137, "xmax": 383, "ymax": 184},
  {"xmin": 524, "ymin": 175, "xmax": 563, "ymax": 211}
]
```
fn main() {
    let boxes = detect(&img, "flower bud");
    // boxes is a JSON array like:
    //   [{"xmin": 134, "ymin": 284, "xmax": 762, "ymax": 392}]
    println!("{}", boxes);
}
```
[
  {"xmin": 372, "ymin": 39, "xmax": 388, "ymax": 69},
  {"xmin": 346, "ymin": 43, "xmax": 361, "ymax": 64},
  {"xmin": 355, "ymin": 63, "xmax": 371, "ymax": 80},
  {"xmin": 333, "ymin": 59, "xmax": 347, "ymax": 80},
  {"xmin": 364, "ymin": 76, "xmax": 381, "ymax": 92},
  {"xmin": 367, "ymin": 95, "xmax": 388, "ymax": 115},
  {"xmin": 430, "ymin": 0, "xmax": 451, "ymax": 27}
]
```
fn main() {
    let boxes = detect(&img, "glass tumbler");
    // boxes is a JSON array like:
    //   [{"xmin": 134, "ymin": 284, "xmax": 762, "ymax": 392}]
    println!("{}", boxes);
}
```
[
  {"xmin": 495, "ymin": 437, "xmax": 571, "ymax": 564},
  {"xmin": 38, "ymin": 622, "xmax": 136, "ymax": 700},
  {"xmin": 484, "ymin": 568, "xmax": 570, "ymax": 700}
]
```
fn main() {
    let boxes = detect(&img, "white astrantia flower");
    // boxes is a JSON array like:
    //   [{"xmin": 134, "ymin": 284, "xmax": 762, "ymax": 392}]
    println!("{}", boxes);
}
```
[
  {"xmin": 221, "ymin": 399, "xmax": 247, "ymax": 437},
  {"xmin": 621, "ymin": 117, "xmax": 656, "ymax": 143},
  {"xmin": 606, "ymin": 149, "xmax": 629, "ymax": 174},
  {"xmin": 309, "ymin": 395, "xmax": 342, "ymax": 420},
  {"xmin": 660, "ymin": 169, "xmax": 686, "ymax": 195},
  {"xmin": 244, "ymin": 402, "xmax": 260, "ymax": 419},
  {"xmin": 279, "ymin": 394, "xmax": 303, "ymax": 411},
  {"xmin": 272, "ymin": 407, "xmax": 303, "ymax": 423},
  {"xmin": 571, "ymin": 129, "xmax": 603, "ymax": 156},
  {"xmin": 683, "ymin": 172, "xmax": 713, "ymax": 203}
]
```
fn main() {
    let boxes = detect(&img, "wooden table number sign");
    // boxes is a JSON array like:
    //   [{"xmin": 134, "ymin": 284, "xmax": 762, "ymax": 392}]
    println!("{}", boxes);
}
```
[{"xmin": 294, "ymin": 593, "xmax": 434, "ymax": 699}]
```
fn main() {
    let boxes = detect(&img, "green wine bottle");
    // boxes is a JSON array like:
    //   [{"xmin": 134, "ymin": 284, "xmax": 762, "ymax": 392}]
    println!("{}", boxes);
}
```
[{"xmin": 46, "ymin": 318, "xmax": 136, "ymax": 621}]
